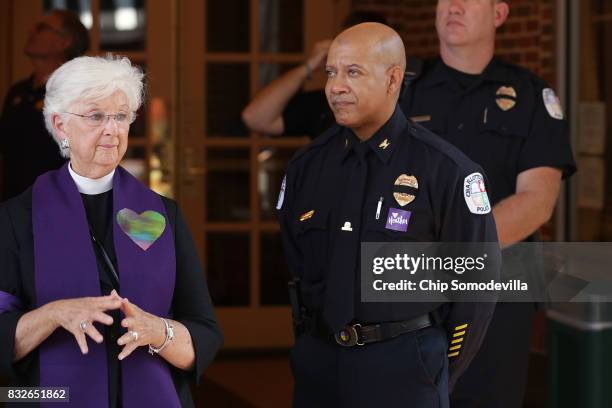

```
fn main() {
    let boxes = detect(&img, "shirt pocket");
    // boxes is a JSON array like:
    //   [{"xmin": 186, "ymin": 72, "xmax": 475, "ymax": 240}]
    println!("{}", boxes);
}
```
[
  {"xmin": 412, "ymin": 113, "xmax": 446, "ymax": 136},
  {"xmin": 294, "ymin": 208, "xmax": 330, "ymax": 282},
  {"xmin": 364, "ymin": 219, "xmax": 416, "ymax": 242},
  {"xmin": 479, "ymin": 106, "xmax": 530, "ymax": 178},
  {"xmin": 481, "ymin": 105, "xmax": 530, "ymax": 138},
  {"xmin": 362, "ymin": 194, "xmax": 437, "ymax": 242},
  {"xmin": 363, "ymin": 204, "xmax": 436, "ymax": 243}
]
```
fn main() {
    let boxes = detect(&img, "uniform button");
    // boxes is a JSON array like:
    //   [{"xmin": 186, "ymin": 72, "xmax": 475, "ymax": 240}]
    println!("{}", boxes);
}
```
[{"xmin": 458, "ymin": 123, "xmax": 464, "ymax": 130}]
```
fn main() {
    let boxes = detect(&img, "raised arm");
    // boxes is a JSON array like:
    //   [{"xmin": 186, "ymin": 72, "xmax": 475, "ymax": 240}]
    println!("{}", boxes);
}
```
[{"xmin": 241, "ymin": 40, "xmax": 331, "ymax": 135}]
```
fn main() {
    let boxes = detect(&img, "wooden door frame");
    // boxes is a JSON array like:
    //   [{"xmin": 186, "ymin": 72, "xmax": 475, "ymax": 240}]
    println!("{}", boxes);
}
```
[
  {"xmin": 178, "ymin": 0, "xmax": 350, "ymax": 349},
  {"xmin": 0, "ymin": 1, "xmax": 13, "ymax": 103}
]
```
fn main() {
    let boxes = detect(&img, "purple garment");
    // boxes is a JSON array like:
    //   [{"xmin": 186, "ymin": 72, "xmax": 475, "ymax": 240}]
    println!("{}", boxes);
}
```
[
  {"xmin": 0, "ymin": 290, "xmax": 22, "ymax": 313},
  {"xmin": 32, "ymin": 163, "xmax": 180, "ymax": 407}
]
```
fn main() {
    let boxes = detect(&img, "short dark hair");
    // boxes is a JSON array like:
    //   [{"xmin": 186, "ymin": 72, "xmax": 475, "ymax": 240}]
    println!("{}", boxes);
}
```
[
  {"xmin": 342, "ymin": 10, "xmax": 389, "ymax": 29},
  {"xmin": 51, "ymin": 9, "xmax": 90, "ymax": 60}
]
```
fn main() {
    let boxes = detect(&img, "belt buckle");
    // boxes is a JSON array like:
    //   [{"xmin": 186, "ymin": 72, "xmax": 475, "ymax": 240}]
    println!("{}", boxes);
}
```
[{"xmin": 334, "ymin": 323, "xmax": 364, "ymax": 347}]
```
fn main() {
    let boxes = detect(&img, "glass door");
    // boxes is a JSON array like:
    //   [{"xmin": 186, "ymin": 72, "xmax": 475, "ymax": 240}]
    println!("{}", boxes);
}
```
[{"xmin": 178, "ymin": 0, "xmax": 350, "ymax": 349}]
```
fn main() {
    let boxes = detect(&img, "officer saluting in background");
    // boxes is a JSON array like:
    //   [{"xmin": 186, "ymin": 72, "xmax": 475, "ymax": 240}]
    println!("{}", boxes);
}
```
[
  {"xmin": 278, "ymin": 22, "xmax": 500, "ymax": 407},
  {"xmin": 400, "ymin": 1, "xmax": 576, "ymax": 407}
]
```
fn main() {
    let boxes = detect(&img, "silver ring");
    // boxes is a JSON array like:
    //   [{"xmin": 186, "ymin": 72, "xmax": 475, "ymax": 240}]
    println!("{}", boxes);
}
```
[
  {"xmin": 130, "ymin": 330, "xmax": 139, "ymax": 342},
  {"xmin": 79, "ymin": 320, "xmax": 88, "ymax": 332}
]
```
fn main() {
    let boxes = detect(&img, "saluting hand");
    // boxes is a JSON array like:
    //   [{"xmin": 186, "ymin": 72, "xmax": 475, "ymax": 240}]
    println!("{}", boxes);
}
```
[{"xmin": 307, "ymin": 39, "xmax": 333, "ymax": 71}]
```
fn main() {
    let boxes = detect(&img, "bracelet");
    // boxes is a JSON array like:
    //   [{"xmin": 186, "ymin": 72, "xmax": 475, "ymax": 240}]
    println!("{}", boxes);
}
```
[
  {"xmin": 148, "ymin": 318, "xmax": 174, "ymax": 355},
  {"xmin": 304, "ymin": 62, "xmax": 313, "ymax": 80}
]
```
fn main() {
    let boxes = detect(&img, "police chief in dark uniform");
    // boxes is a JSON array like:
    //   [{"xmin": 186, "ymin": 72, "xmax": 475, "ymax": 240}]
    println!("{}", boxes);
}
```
[
  {"xmin": 400, "ymin": 1, "xmax": 576, "ymax": 407},
  {"xmin": 0, "ymin": 10, "xmax": 89, "ymax": 201},
  {"xmin": 277, "ymin": 23, "xmax": 501, "ymax": 408}
]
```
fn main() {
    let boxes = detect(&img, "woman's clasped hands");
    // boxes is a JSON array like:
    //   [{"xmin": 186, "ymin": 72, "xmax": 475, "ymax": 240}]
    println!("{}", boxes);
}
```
[{"xmin": 46, "ymin": 289, "xmax": 165, "ymax": 359}]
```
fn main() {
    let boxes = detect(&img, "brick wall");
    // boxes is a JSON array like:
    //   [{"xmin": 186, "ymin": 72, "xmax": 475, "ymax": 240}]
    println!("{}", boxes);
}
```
[{"xmin": 352, "ymin": 0, "xmax": 558, "ymax": 87}]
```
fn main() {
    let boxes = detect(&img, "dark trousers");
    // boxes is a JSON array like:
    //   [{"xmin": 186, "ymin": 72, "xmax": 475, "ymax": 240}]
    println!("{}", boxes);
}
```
[
  {"xmin": 291, "ymin": 325, "xmax": 449, "ymax": 408},
  {"xmin": 451, "ymin": 302, "xmax": 536, "ymax": 408}
]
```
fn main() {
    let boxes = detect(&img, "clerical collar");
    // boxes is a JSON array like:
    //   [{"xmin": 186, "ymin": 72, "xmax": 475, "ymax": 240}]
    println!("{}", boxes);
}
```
[{"xmin": 68, "ymin": 162, "xmax": 114, "ymax": 195}]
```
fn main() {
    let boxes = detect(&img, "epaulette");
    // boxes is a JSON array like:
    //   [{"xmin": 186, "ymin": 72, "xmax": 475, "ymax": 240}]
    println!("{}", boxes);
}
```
[
  {"xmin": 407, "ymin": 121, "xmax": 483, "ymax": 174},
  {"xmin": 287, "ymin": 124, "xmax": 342, "ymax": 167}
]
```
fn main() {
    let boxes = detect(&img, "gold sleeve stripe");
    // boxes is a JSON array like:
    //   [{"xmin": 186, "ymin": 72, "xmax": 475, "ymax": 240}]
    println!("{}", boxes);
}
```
[
  {"xmin": 451, "ymin": 338, "xmax": 464, "ymax": 344},
  {"xmin": 449, "ymin": 344, "xmax": 462, "ymax": 351},
  {"xmin": 453, "ymin": 331, "xmax": 466, "ymax": 338},
  {"xmin": 455, "ymin": 323, "xmax": 468, "ymax": 331},
  {"xmin": 448, "ymin": 351, "xmax": 460, "ymax": 358}
]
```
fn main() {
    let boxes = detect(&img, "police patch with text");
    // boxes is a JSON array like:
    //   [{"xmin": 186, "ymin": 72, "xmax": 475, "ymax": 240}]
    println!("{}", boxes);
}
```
[{"xmin": 463, "ymin": 172, "xmax": 491, "ymax": 215}]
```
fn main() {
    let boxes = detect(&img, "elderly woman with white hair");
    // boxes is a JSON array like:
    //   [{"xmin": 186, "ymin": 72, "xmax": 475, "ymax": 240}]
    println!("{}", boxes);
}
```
[{"xmin": 0, "ymin": 55, "xmax": 222, "ymax": 407}]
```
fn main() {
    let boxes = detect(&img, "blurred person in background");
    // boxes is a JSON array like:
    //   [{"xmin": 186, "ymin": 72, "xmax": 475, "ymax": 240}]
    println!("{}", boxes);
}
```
[{"xmin": 0, "ymin": 9, "xmax": 89, "ymax": 201}]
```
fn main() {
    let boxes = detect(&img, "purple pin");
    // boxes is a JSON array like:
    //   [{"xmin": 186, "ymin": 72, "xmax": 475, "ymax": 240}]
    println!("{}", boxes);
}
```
[{"xmin": 385, "ymin": 208, "xmax": 411, "ymax": 232}]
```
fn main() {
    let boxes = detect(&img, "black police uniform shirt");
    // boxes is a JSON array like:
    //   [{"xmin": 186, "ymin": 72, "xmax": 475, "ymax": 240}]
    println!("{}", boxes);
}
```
[
  {"xmin": 282, "ymin": 90, "xmax": 335, "ymax": 139},
  {"xmin": 0, "ymin": 76, "xmax": 67, "ymax": 201},
  {"xmin": 277, "ymin": 106, "xmax": 501, "ymax": 388},
  {"xmin": 401, "ymin": 57, "xmax": 576, "ymax": 214}
]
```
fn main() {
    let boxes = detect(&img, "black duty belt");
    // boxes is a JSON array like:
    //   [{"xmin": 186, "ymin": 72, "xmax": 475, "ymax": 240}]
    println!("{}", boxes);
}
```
[{"xmin": 304, "ymin": 312, "xmax": 433, "ymax": 347}]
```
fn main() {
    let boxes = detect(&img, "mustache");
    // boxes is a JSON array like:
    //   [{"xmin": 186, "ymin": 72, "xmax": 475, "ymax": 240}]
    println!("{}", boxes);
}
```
[{"xmin": 330, "ymin": 97, "xmax": 354, "ymax": 105}]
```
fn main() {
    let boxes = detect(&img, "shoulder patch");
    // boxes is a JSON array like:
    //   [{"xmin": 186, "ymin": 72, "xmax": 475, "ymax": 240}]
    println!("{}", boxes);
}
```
[
  {"xmin": 543, "ymin": 88, "xmax": 564, "ymax": 120},
  {"xmin": 276, "ymin": 175, "xmax": 286, "ymax": 210},
  {"xmin": 463, "ymin": 173, "xmax": 491, "ymax": 215}
]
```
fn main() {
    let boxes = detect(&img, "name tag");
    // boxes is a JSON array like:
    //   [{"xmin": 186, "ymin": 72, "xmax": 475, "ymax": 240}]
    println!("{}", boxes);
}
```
[{"xmin": 410, "ymin": 115, "xmax": 431, "ymax": 123}]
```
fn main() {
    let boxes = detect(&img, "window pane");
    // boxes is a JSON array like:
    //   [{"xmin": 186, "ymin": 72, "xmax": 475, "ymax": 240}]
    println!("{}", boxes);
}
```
[
  {"xmin": 100, "ymin": 0, "xmax": 146, "ymax": 51},
  {"xmin": 206, "ymin": 63, "xmax": 250, "ymax": 137},
  {"xmin": 129, "ymin": 62, "xmax": 147, "ymax": 138},
  {"xmin": 259, "ymin": 0, "xmax": 303, "ymax": 53},
  {"xmin": 43, "ymin": 0, "xmax": 93, "ymax": 30},
  {"xmin": 149, "ymin": 97, "xmax": 173, "ymax": 198},
  {"xmin": 259, "ymin": 63, "xmax": 299, "ymax": 88},
  {"xmin": 121, "ymin": 145, "xmax": 146, "ymax": 181},
  {"xmin": 207, "ymin": 233, "xmax": 250, "ymax": 306},
  {"xmin": 129, "ymin": 103, "xmax": 146, "ymax": 138},
  {"xmin": 206, "ymin": 0, "xmax": 249, "ymax": 52},
  {"xmin": 206, "ymin": 149, "xmax": 250, "ymax": 221},
  {"xmin": 258, "ymin": 148, "xmax": 297, "ymax": 220},
  {"xmin": 260, "ymin": 233, "xmax": 290, "ymax": 305}
]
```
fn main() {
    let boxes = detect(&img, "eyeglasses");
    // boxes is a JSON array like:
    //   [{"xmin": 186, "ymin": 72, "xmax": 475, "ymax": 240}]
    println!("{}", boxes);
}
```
[{"xmin": 64, "ymin": 111, "xmax": 137, "ymax": 127}]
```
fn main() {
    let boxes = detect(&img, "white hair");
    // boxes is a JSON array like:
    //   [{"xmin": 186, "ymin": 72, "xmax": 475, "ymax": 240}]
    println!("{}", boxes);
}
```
[{"xmin": 43, "ymin": 54, "xmax": 145, "ymax": 157}]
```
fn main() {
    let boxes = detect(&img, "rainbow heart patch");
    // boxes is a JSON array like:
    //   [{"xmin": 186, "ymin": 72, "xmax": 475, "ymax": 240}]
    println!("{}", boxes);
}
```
[{"xmin": 116, "ymin": 208, "xmax": 166, "ymax": 251}]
